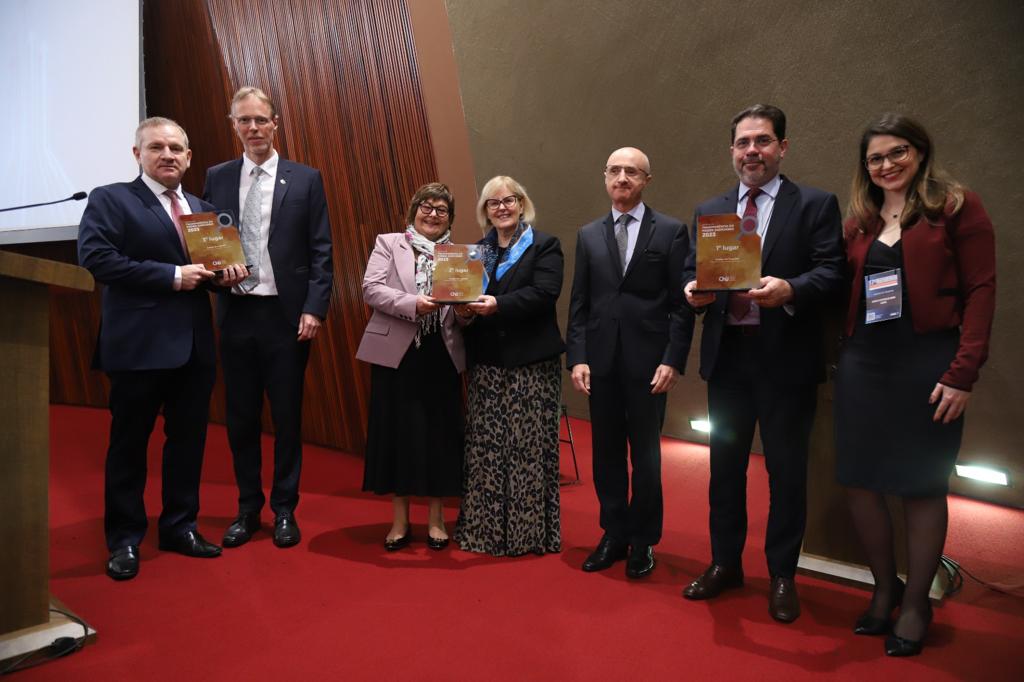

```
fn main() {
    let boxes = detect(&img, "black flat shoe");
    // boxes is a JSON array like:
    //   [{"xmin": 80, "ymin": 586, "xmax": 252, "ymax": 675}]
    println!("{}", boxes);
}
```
[
  {"xmin": 273, "ymin": 514, "xmax": 301, "ymax": 548},
  {"xmin": 426, "ymin": 535, "xmax": 450, "ymax": 551},
  {"xmin": 223, "ymin": 512, "xmax": 261, "ymax": 548},
  {"xmin": 582, "ymin": 535, "xmax": 628, "ymax": 572},
  {"xmin": 158, "ymin": 530, "xmax": 222, "ymax": 558},
  {"xmin": 854, "ymin": 578, "xmax": 906, "ymax": 636},
  {"xmin": 384, "ymin": 531, "xmax": 412, "ymax": 552}
]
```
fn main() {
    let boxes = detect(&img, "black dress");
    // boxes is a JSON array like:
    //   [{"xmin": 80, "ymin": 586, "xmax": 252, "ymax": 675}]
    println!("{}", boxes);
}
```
[
  {"xmin": 362, "ymin": 329, "xmax": 464, "ymax": 497},
  {"xmin": 834, "ymin": 239, "xmax": 963, "ymax": 496}
]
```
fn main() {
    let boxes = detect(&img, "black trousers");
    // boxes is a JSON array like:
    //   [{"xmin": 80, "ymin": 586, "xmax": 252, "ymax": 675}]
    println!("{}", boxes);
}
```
[
  {"xmin": 588, "ymin": 359, "xmax": 667, "ymax": 547},
  {"xmin": 104, "ymin": 351, "xmax": 215, "ymax": 551},
  {"xmin": 221, "ymin": 295, "xmax": 311, "ymax": 516},
  {"xmin": 706, "ymin": 327, "xmax": 817, "ymax": 578}
]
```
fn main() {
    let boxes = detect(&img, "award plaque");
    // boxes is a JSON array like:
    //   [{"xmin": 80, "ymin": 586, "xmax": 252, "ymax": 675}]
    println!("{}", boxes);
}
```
[
  {"xmin": 432, "ymin": 244, "xmax": 486, "ymax": 303},
  {"xmin": 694, "ymin": 213, "xmax": 761, "ymax": 291},
  {"xmin": 180, "ymin": 211, "xmax": 247, "ymax": 272}
]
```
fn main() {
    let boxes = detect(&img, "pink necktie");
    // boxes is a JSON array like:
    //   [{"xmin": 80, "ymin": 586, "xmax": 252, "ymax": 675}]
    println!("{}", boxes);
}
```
[
  {"xmin": 163, "ymin": 189, "xmax": 188, "ymax": 253},
  {"xmin": 727, "ymin": 187, "xmax": 762, "ymax": 322}
]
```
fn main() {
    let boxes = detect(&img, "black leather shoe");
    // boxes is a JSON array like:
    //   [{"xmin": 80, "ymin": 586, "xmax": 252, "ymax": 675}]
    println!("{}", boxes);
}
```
[
  {"xmin": 885, "ymin": 605, "xmax": 931, "ymax": 657},
  {"xmin": 106, "ymin": 545, "xmax": 140, "ymax": 581},
  {"xmin": 222, "ymin": 512, "xmax": 261, "ymax": 548},
  {"xmin": 854, "ymin": 578, "xmax": 906, "ymax": 636},
  {"xmin": 384, "ymin": 530, "xmax": 412, "ymax": 552},
  {"xmin": 273, "ymin": 514, "xmax": 301, "ymax": 548},
  {"xmin": 769, "ymin": 576, "xmax": 801, "ymax": 623},
  {"xmin": 581, "ymin": 535, "xmax": 628, "ymax": 572},
  {"xmin": 426, "ymin": 535, "xmax": 450, "ymax": 551},
  {"xmin": 158, "ymin": 530, "xmax": 222, "ymax": 558},
  {"xmin": 625, "ymin": 545, "xmax": 656, "ymax": 579},
  {"xmin": 682, "ymin": 564, "xmax": 744, "ymax": 600}
]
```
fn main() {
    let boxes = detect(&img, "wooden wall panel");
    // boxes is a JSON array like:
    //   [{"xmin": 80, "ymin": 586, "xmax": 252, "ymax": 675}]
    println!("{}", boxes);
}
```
[{"xmin": 36, "ymin": 0, "xmax": 441, "ymax": 455}]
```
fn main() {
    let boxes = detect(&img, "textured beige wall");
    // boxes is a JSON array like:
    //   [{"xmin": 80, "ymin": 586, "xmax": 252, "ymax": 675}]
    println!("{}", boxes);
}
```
[{"xmin": 445, "ymin": 0, "xmax": 1023, "ymax": 504}]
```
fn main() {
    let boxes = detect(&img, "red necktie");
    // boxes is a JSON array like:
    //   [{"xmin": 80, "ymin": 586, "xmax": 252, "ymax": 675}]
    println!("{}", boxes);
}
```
[
  {"xmin": 163, "ymin": 189, "xmax": 188, "ymax": 253},
  {"xmin": 727, "ymin": 187, "xmax": 762, "ymax": 322}
]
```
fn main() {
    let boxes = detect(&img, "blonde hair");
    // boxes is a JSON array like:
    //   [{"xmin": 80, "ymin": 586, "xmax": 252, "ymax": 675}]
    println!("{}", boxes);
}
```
[
  {"xmin": 135, "ymin": 117, "xmax": 189, "ymax": 149},
  {"xmin": 231, "ymin": 86, "xmax": 278, "ymax": 118},
  {"xmin": 475, "ymin": 175, "xmax": 536, "ymax": 229}
]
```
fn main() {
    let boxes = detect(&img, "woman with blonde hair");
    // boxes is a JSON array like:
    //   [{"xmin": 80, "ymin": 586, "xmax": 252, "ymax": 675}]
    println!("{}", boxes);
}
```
[
  {"xmin": 835, "ymin": 114, "xmax": 996, "ymax": 656},
  {"xmin": 453, "ymin": 175, "xmax": 565, "ymax": 556}
]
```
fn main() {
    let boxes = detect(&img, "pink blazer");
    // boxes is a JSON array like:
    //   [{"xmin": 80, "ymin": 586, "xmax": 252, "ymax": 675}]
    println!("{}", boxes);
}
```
[{"xmin": 355, "ymin": 232, "xmax": 466, "ymax": 371}]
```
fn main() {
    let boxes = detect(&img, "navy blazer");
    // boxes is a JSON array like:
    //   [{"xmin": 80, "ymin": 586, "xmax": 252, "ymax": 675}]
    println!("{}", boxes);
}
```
[
  {"xmin": 567, "ymin": 206, "xmax": 692, "ymax": 380},
  {"xmin": 203, "ymin": 157, "xmax": 333, "ymax": 327},
  {"xmin": 463, "ymin": 228, "xmax": 565, "ymax": 368},
  {"xmin": 77, "ymin": 177, "xmax": 216, "ymax": 372},
  {"xmin": 683, "ymin": 176, "xmax": 844, "ymax": 385}
]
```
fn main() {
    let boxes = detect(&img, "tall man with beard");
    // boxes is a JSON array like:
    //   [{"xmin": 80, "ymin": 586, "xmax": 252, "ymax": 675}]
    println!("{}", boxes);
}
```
[
  {"xmin": 567, "ymin": 147, "xmax": 692, "ymax": 579},
  {"xmin": 681, "ymin": 104, "xmax": 843, "ymax": 622},
  {"xmin": 204, "ymin": 87, "xmax": 333, "ymax": 549}
]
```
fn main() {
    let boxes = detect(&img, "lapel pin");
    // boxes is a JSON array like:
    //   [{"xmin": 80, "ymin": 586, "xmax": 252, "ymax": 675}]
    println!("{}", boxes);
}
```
[{"xmin": 280, "ymin": 179, "xmax": 287, "ymax": 185}]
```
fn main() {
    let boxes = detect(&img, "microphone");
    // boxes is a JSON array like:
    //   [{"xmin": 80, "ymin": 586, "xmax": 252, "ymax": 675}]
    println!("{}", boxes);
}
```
[{"xmin": 0, "ymin": 191, "xmax": 88, "ymax": 213}]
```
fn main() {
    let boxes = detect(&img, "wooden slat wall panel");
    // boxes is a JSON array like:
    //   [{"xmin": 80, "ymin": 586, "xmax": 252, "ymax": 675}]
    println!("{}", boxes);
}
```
[{"xmin": 38, "ymin": 0, "xmax": 440, "ymax": 455}]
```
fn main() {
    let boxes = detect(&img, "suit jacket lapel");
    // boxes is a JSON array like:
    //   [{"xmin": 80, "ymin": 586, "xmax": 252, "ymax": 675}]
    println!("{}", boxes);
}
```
[
  {"xmin": 762, "ymin": 176, "xmax": 798, "ymax": 265},
  {"xmin": 270, "ymin": 159, "xmax": 291, "ymax": 240},
  {"xmin": 132, "ymin": 177, "xmax": 186, "ymax": 260},
  {"xmin": 395, "ymin": 236, "xmax": 416, "ymax": 293},
  {"xmin": 602, "ymin": 213, "xmax": 624, "ymax": 277},
  {"xmin": 623, "ymin": 206, "xmax": 654, "ymax": 281},
  {"xmin": 225, "ymin": 158, "xmax": 244, "ymax": 220}
]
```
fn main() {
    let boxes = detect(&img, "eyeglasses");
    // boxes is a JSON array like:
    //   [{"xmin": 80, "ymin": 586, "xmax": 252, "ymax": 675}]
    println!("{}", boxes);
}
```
[
  {"xmin": 417, "ymin": 202, "xmax": 450, "ymax": 218},
  {"xmin": 484, "ymin": 195, "xmax": 519, "ymax": 211},
  {"xmin": 233, "ymin": 116, "xmax": 274, "ymax": 127},
  {"xmin": 732, "ymin": 135, "xmax": 777, "ymax": 151},
  {"xmin": 864, "ymin": 145, "xmax": 911, "ymax": 170},
  {"xmin": 604, "ymin": 165, "xmax": 649, "ymax": 178}
]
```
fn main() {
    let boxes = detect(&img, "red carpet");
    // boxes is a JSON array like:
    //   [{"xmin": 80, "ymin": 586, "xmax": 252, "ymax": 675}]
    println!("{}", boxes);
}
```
[{"xmin": 22, "ymin": 405, "xmax": 1024, "ymax": 680}]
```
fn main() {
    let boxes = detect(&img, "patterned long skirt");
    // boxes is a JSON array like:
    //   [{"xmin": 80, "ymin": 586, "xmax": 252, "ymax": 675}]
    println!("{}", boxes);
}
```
[{"xmin": 454, "ymin": 358, "xmax": 562, "ymax": 556}]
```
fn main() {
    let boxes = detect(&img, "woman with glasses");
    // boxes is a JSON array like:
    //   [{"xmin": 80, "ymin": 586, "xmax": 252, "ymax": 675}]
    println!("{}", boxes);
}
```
[
  {"xmin": 356, "ymin": 182, "xmax": 466, "ymax": 551},
  {"xmin": 835, "ymin": 114, "xmax": 996, "ymax": 656},
  {"xmin": 452, "ymin": 175, "xmax": 565, "ymax": 556}
]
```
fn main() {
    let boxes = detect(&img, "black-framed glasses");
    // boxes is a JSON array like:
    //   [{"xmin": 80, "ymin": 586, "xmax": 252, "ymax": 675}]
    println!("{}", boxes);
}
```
[
  {"xmin": 865, "ymin": 145, "xmax": 911, "ymax": 170},
  {"xmin": 732, "ymin": 135, "xmax": 777, "ymax": 151},
  {"xmin": 484, "ymin": 195, "xmax": 519, "ymax": 211},
  {"xmin": 604, "ymin": 165, "xmax": 649, "ymax": 178},
  {"xmin": 417, "ymin": 202, "xmax": 450, "ymax": 218},
  {"xmin": 232, "ymin": 116, "xmax": 274, "ymax": 127}
]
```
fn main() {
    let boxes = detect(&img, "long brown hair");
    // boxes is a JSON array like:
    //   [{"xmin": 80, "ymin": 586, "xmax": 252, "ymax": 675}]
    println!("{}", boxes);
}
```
[{"xmin": 846, "ymin": 113, "xmax": 964, "ymax": 238}]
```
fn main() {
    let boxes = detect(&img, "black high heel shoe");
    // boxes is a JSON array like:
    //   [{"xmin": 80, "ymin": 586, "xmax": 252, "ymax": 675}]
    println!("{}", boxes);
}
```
[
  {"xmin": 854, "ymin": 578, "xmax": 906, "ymax": 636},
  {"xmin": 885, "ymin": 604, "xmax": 932, "ymax": 657}
]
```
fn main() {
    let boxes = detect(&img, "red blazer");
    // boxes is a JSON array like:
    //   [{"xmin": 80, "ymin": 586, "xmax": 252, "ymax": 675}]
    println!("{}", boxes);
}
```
[{"xmin": 843, "ymin": 191, "xmax": 996, "ymax": 390}]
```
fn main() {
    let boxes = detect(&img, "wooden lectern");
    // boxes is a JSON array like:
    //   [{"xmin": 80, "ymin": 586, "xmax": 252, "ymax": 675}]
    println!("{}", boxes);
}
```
[{"xmin": 0, "ymin": 250, "xmax": 94, "ymax": 650}]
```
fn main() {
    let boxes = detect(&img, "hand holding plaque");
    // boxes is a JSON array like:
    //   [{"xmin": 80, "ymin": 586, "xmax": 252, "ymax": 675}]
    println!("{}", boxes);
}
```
[
  {"xmin": 179, "ymin": 211, "xmax": 248, "ymax": 273},
  {"xmin": 432, "ymin": 244, "xmax": 488, "ymax": 303},
  {"xmin": 694, "ymin": 213, "xmax": 762, "ymax": 292}
]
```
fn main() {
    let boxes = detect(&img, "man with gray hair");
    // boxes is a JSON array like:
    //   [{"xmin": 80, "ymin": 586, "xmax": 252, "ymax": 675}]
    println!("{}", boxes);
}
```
[{"xmin": 78, "ymin": 117, "xmax": 245, "ymax": 580}]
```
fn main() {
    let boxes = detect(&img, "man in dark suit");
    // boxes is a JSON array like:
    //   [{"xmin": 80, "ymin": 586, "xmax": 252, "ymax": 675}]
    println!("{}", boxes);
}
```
[
  {"xmin": 681, "ymin": 104, "xmax": 843, "ymax": 622},
  {"xmin": 79, "ymin": 117, "xmax": 246, "ymax": 580},
  {"xmin": 203, "ymin": 87, "xmax": 333, "ymax": 549},
  {"xmin": 567, "ymin": 146, "xmax": 692, "ymax": 578}
]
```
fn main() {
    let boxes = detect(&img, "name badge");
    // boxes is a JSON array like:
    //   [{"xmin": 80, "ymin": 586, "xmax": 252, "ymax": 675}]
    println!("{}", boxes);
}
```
[{"xmin": 864, "ymin": 268, "xmax": 902, "ymax": 324}]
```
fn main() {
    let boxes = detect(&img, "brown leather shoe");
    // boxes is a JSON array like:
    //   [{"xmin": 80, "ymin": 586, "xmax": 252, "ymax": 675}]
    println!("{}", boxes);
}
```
[
  {"xmin": 682, "ymin": 563, "xmax": 744, "ymax": 600},
  {"xmin": 769, "ymin": 576, "xmax": 801, "ymax": 623}
]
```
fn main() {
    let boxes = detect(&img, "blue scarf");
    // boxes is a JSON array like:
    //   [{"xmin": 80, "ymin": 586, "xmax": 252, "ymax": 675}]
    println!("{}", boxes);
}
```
[{"xmin": 482, "ymin": 223, "xmax": 534, "ymax": 283}]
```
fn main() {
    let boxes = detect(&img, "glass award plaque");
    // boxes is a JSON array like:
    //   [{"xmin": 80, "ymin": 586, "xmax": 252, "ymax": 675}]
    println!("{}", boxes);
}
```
[
  {"xmin": 432, "ymin": 244, "xmax": 486, "ymax": 303},
  {"xmin": 694, "ymin": 213, "xmax": 762, "ymax": 292},
  {"xmin": 180, "ymin": 211, "xmax": 247, "ymax": 272}
]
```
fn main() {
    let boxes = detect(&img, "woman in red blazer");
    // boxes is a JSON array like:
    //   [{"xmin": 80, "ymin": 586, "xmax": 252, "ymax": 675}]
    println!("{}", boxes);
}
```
[{"xmin": 834, "ymin": 114, "xmax": 996, "ymax": 657}]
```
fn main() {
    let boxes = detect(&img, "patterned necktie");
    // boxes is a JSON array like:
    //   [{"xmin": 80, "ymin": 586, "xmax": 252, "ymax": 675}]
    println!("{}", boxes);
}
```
[
  {"xmin": 239, "ymin": 166, "xmax": 264, "ymax": 292},
  {"xmin": 728, "ymin": 187, "xmax": 762, "ymax": 322},
  {"xmin": 615, "ymin": 213, "xmax": 631, "ymax": 274},
  {"xmin": 162, "ymin": 189, "xmax": 188, "ymax": 253}
]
